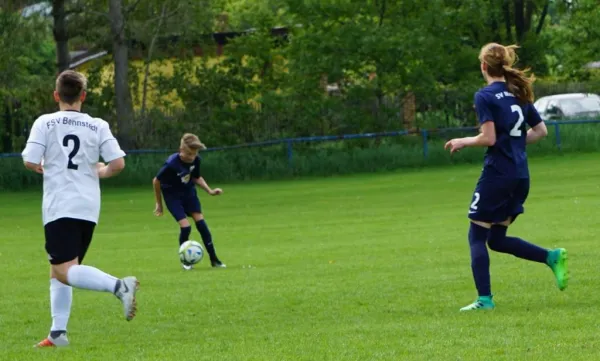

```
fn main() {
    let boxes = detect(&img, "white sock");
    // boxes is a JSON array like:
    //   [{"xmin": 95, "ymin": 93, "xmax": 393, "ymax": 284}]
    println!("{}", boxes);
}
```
[
  {"xmin": 50, "ymin": 278, "xmax": 72, "ymax": 332},
  {"xmin": 66, "ymin": 265, "xmax": 119, "ymax": 293}
]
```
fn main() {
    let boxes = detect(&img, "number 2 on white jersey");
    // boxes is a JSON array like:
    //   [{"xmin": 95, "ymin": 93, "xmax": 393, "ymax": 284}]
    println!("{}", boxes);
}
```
[
  {"xmin": 63, "ymin": 134, "xmax": 80, "ymax": 170},
  {"xmin": 510, "ymin": 104, "xmax": 525, "ymax": 137}
]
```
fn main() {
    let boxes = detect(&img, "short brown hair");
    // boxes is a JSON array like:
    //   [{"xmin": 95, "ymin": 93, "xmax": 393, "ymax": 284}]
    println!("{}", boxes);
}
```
[
  {"xmin": 180, "ymin": 133, "xmax": 206, "ymax": 151},
  {"xmin": 479, "ymin": 43, "xmax": 535, "ymax": 103},
  {"xmin": 56, "ymin": 70, "xmax": 87, "ymax": 104}
]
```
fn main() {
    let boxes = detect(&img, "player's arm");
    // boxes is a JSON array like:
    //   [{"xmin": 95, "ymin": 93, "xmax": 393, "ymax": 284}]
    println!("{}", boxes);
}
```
[
  {"xmin": 191, "ymin": 158, "xmax": 222, "ymax": 195},
  {"xmin": 445, "ymin": 93, "xmax": 496, "ymax": 153},
  {"xmin": 152, "ymin": 164, "xmax": 170, "ymax": 216},
  {"xmin": 526, "ymin": 123, "xmax": 548, "ymax": 144},
  {"xmin": 152, "ymin": 177, "xmax": 162, "ymax": 204},
  {"xmin": 525, "ymin": 104, "xmax": 548, "ymax": 144},
  {"xmin": 98, "ymin": 121, "xmax": 126, "ymax": 179},
  {"xmin": 194, "ymin": 176, "xmax": 211, "ymax": 193},
  {"xmin": 24, "ymin": 161, "xmax": 44, "ymax": 174},
  {"xmin": 97, "ymin": 158, "xmax": 125, "ymax": 179},
  {"xmin": 21, "ymin": 119, "xmax": 46, "ymax": 174},
  {"xmin": 445, "ymin": 122, "xmax": 496, "ymax": 153},
  {"xmin": 152, "ymin": 176, "xmax": 163, "ymax": 216},
  {"xmin": 152, "ymin": 167, "xmax": 165, "ymax": 209},
  {"xmin": 455, "ymin": 121, "xmax": 496, "ymax": 148},
  {"xmin": 194, "ymin": 177, "xmax": 223, "ymax": 195}
]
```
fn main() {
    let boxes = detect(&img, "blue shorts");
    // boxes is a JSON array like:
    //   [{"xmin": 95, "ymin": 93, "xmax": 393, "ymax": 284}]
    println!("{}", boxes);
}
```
[
  {"xmin": 468, "ymin": 177, "xmax": 530, "ymax": 224},
  {"xmin": 163, "ymin": 191, "xmax": 202, "ymax": 222}
]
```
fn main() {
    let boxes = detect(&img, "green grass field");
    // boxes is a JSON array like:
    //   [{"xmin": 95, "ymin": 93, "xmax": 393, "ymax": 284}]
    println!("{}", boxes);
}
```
[{"xmin": 1, "ymin": 153, "xmax": 599, "ymax": 361}]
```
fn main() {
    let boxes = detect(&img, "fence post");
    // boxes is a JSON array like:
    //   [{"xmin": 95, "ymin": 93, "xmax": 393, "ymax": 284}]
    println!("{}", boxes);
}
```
[
  {"xmin": 422, "ymin": 129, "xmax": 429, "ymax": 159},
  {"xmin": 286, "ymin": 140, "xmax": 293, "ymax": 168},
  {"xmin": 554, "ymin": 123, "xmax": 562, "ymax": 151}
]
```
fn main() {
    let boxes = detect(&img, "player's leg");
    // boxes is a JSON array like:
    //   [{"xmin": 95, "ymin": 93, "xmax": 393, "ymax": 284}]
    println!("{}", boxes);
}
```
[
  {"xmin": 35, "ymin": 267, "xmax": 73, "ymax": 348},
  {"xmin": 40, "ymin": 221, "xmax": 97, "ymax": 347},
  {"xmin": 459, "ymin": 179, "xmax": 505, "ymax": 311},
  {"xmin": 191, "ymin": 212, "xmax": 225, "ymax": 268},
  {"xmin": 178, "ymin": 218, "xmax": 192, "ymax": 247},
  {"xmin": 186, "ymin": 194, "xmax": 225, "ymax": 268},
  {"xmin": 36, "ymin": 219, "xmax": 77, "ymax": 348},
  {"xmin": 164, "ymin": 196, "xmax": 192, "ymax": 246},
  {"xmin": 74, "ymin": 220, "xmax": 140, "ymax": 316},
  {"xmin": 164, "ymin": 197, "xmax": 193, "ymax": 269},
  {"xmin": 177, "ymin": 218, "xmax": 193, "ymax": 270},
  {"xmin": 487, "ymin": 220, "xmax": 549, "ymax": 263},
  {"xmin": 45, "ymin": 219, "xmax": 138, "ymax": 320},
  {"xmin": 487, "ymin": 179, "xmax": 568, "ymax": 290},
  {"xmin": 62, "ymin": 219, "xmax": 139, "ymax": 321},
  {"xmin": 460, "ymin": 220, "xmax": 495, "ymax": 311}
]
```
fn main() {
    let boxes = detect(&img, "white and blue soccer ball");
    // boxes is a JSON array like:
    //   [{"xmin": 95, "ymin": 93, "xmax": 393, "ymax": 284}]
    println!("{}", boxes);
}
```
[{"xmin": 179, "ymin": 240, "xmax": 204, "ymax": 265}]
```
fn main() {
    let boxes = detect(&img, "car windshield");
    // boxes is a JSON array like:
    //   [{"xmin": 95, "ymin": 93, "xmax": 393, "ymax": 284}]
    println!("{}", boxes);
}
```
[{"xmin": 559, "ymin": 97, "xmax": 600, "ymax": 116}]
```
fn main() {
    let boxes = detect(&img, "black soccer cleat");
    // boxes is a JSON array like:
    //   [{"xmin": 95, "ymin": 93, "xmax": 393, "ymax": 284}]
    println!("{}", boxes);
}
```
[{"xmin": 211, "ymin": 259, "xmax": 227, "ymax": 268}]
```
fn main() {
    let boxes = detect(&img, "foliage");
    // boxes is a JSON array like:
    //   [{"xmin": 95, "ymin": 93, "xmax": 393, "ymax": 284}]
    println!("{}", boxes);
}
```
[
  {"xmin": 542, "ymin": 0, "xmax": 600, "ymax": 81},
  {"xmin": 0, "ymin": 9, "xmax": 56, "ymax": 152},
  {"xmin": 3, "ymin": 121, "xmax": 600, "ymax": 191},
  {"xmin": 2, "ymin": 0, "xmax": 600, "ymax": 154}
]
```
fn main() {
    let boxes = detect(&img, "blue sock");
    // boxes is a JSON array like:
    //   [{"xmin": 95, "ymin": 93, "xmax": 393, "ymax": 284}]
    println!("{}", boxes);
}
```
[
  {"xmin": 179, "ymin": 226, "xmax": 192, "ymax": 246},
  {"xmin": 488, "ymin": 225, "xmax": 548, "ymax": 264},
  {"xmin": 195, "ymin": 220, "xmax": 218, "ymax": 261},
  {"xmin": 468, "ymin": 222, "xmax": 491, "ymax": 297}
]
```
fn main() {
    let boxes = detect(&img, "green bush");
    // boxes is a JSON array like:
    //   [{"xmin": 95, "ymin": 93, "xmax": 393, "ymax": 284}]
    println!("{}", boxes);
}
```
[{"xmin": 3, "ymin": 122, "xmax": 600, "ymax": 191}]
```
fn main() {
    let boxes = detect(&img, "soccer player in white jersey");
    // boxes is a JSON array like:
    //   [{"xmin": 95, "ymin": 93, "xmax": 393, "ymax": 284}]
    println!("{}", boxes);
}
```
[{"xmin": 21, "ymin": 70, "xmax": 139, "ymax": 348}]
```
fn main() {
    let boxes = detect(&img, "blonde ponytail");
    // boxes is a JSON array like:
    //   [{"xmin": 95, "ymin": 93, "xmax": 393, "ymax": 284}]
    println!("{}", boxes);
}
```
[{"xmin": 479, "ymin": 42, "xmax": 535, "ymax": 103}]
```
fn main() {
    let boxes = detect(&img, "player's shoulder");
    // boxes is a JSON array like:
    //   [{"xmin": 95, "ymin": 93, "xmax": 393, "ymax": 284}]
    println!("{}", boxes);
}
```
[
  {"xmin": 521, "ymin": 100, "xmax": 535, "ymax": 109},
  {"xmin": 63, "ymin": 111, "xmax": 110, "ymax": 127},
  {"xmin": 84, "ymin": 114, "xmax": 110, "ymax": 128},
  {"xmin": 32, "ymin": 111, "xmax": 61, "ymax": 126},
  {"xmin": 475, "ymin": 85, "xmax": 496, "ymax": 101},
  {"xmin": 520, "ymin": 101, "xmax": 537, "ymax": 116},
  {"xmin": 166, "ymin": 152, "xmax": 180, "ymax": 164},
  {"xmin": 34, "ymin": 111, "xmax": 109, "ymax": 126},
  {"xmin": 34, "ymin": 111, "xmax": 60, "ymax": 121}
]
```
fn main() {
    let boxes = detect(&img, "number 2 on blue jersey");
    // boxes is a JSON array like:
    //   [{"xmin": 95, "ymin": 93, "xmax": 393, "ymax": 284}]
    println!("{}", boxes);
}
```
[{"xmin": 510, "ymin": 105, "xmax": 525, "ymax": 137}]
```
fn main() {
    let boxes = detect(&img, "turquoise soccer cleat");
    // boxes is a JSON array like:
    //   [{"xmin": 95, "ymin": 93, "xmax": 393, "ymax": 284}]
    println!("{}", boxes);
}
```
[
  {"xmin": 459, "ymin": 295, "xmax": 495, "ymax": 312},
  {"xmin": 547, "ymin": 248, "xmax": 569, "ymax": 291}
]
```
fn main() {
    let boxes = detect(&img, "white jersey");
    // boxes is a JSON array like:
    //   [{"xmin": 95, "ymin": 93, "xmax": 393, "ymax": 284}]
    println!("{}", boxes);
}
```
[{"xmin": 21, "ymin": 111, "xmax": 126, "ymax": 225}]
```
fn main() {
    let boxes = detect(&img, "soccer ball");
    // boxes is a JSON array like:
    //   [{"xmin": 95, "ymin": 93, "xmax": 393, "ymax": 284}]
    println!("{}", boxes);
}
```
[{"xmin": 179, "ymin": 240, "xmax": 204, "ymax": 265}]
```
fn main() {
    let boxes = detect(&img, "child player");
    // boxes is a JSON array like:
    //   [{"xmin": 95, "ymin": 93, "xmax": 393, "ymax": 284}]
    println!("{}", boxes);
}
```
[
  {"xmin": 153, "ymin": 133, "xmax": 226, "ymax": 270},
  {"xmin": 444, "ymin": 43, "xmax": 568, "ymax": 311}
]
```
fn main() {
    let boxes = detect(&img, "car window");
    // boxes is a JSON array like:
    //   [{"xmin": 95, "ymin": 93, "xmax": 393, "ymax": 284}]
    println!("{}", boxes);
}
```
[
  {"xmin": 535, "ymin": 99, "xmax": 548, "ymax": 112},
  {"xmin": 578, "ymin": 97, "xmax": 600, "ymax": 111},
  {"xmin": 559, "ymin": 98, "xmax": 600, "ymax": 116}
]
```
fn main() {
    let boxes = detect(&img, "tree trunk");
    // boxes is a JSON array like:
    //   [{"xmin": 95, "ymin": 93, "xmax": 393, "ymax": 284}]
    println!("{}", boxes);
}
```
[
  {"xmin": 503, "ymin": 0, "xmax": 513, "ymax": 43},
  {"xmin": 377, "ymin": 0, "xmax": 386, "ymax": 27},
  {"xmin": 141, "ymin": 1, "xmax": 168, "ymax": 119},
  {"xmin": 52, "ymin": 0, "xmax": 71, "ymax": 72},
  {"xmin": 109, "ymin": 0, "xmax": 134, "ymax": 149},
  {"xmin": 536, "ymin": 1, "xmax": 550, "ymax": 34},
  {"xmin": 524, "ymin": 0, "xmax": 535, "ymax": 33},
  {"xmin": 513, "ymin": 0, "xmax": 525, "ymax": 42}
]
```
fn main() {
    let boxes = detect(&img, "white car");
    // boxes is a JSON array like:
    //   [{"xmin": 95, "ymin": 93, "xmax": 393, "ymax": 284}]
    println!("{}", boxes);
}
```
[{"xmin": 533, "ymin": 93, "xmax": 600, "ymax": 121}]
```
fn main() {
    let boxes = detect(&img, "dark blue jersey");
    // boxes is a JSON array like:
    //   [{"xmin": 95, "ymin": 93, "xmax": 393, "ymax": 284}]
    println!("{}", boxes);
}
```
[
  {"xmin": 474, "ymin": 82, "xmax": 542, "ymax": 179},
  {"xmin": 156, "ymin": 153, "xmax": 201, "ymax": 194}
]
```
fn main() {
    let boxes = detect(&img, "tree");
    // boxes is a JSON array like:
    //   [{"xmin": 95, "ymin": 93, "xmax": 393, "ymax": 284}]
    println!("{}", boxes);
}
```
[
  {"xmin": 108, "ymin": 0, "xmax": 138, "ymax": 149},
  {"xmin": 0, "ymin": 9, "xmax": 55, "ymax": 152},
  {"xmin": 127, "ymin": 0, "xmax": 212, "ymax": 117},
  {"xmin": 52, "ymin": 0, "xmax": 71, "ymax": 72}
]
